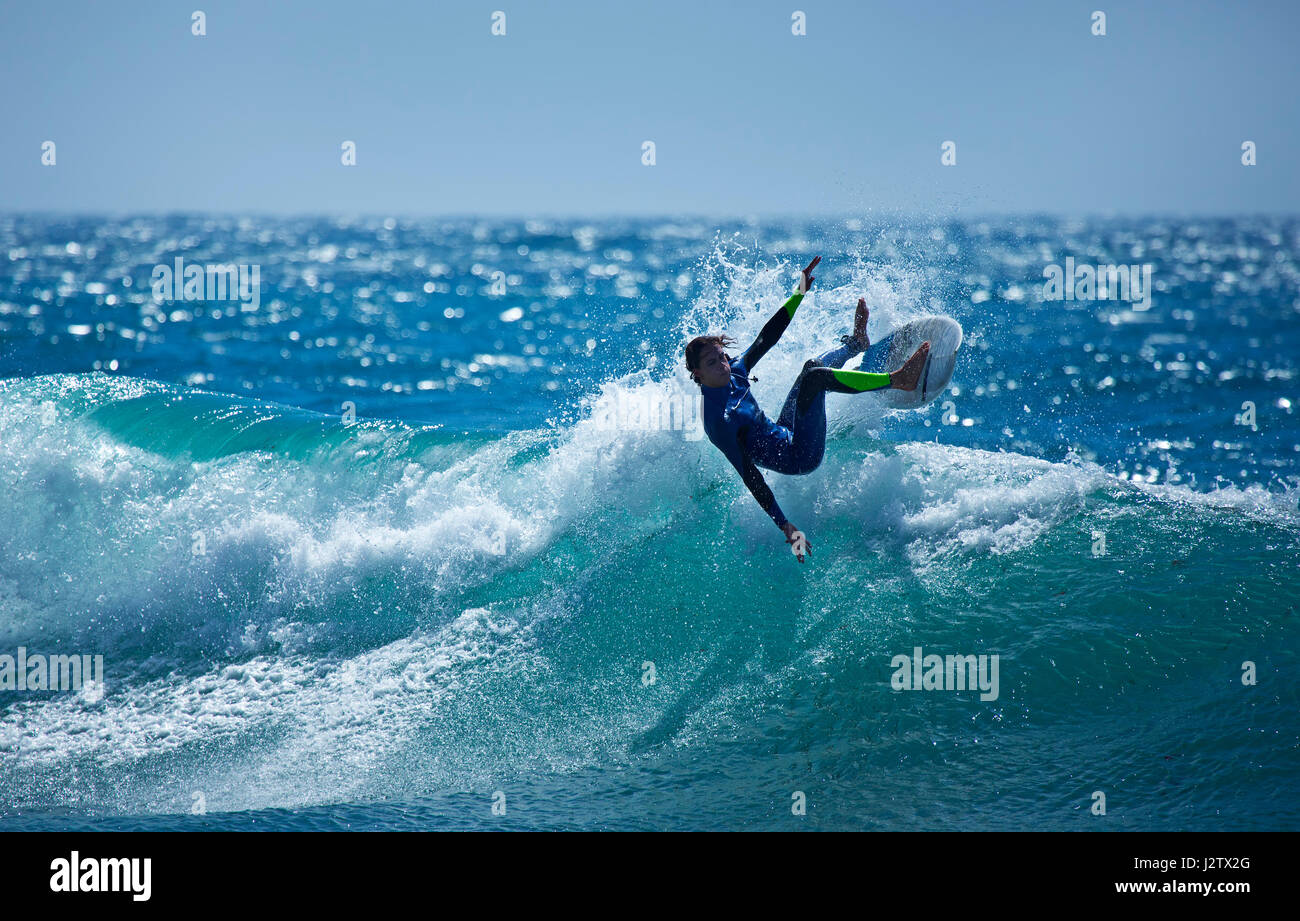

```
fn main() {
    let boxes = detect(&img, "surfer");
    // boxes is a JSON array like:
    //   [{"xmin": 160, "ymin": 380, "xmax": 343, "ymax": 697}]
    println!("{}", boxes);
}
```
[{"xmin": 685, "ymin": 256, "xmax": 931, "ymax": 562}]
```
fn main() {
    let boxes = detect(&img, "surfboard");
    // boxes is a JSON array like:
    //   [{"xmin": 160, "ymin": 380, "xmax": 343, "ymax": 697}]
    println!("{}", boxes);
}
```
[{"xmin": 857, "ymin": 315, "xmax": 962, "ymax": 409}]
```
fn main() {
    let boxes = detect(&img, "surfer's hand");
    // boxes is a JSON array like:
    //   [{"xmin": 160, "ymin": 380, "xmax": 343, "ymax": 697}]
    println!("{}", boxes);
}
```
[
  {"xmin": 798, "ymin": 256, "xmax": 820, "ymax": 294},
  {"xmin": 783, "ymin": 522, "xmax": 811, "ymax": 562}
]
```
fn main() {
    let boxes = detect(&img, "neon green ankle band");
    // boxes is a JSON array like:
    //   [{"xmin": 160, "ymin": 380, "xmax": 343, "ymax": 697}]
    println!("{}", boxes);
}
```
[{"xmin": 831, "ymin": 368, "xmax": 892, "ymax": 392}]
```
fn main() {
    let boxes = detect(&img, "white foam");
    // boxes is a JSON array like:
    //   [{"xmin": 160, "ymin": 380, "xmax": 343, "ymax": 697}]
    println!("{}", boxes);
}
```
[{"xmin": 0, "ymin": 605, "xmax": 538, "ymax": 812}]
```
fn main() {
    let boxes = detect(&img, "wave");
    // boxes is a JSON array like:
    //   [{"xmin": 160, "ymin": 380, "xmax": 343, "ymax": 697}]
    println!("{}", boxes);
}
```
[{"xmin": 1, "ymin": 325, "xmax": 1297, "ymax": 817}]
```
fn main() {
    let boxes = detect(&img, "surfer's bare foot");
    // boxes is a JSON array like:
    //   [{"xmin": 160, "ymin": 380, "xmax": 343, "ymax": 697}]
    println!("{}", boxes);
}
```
[
  {"xmin": 846, "ymin": 298, "xmax": 870, "ymax": 351},
  {"xmin": 889, "ymin": 341, "xmax": 931, "ymax": 391}
]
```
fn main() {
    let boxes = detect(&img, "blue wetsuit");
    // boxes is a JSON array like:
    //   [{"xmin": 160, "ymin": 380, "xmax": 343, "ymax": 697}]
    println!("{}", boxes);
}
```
[{"xmin": 699, "ymin": 289, "xmax": 892, "ymax": 530}]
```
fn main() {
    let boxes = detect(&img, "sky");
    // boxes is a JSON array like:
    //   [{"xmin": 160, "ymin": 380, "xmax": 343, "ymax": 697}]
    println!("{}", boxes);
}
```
[{"xmin": 1, "ymin": 0, "xmax": 1298, "ymax": 216}]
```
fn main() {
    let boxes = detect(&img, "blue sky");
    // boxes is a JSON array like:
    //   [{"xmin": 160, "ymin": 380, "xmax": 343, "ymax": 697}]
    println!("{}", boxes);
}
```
[{"xmin": 2, "ymin": 0, "xmax": 1297, "ymax": 215}]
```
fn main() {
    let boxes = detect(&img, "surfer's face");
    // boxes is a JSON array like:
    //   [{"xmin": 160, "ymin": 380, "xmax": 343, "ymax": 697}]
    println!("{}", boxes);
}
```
[{"xmin": 695, "ymin": 344, "xmax": 731, "ymax": 388}]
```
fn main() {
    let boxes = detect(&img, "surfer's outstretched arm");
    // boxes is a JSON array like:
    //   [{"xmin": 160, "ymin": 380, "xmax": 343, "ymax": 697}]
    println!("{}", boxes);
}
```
[
  {"xmin": 720, "ymin": 431, "xmax": 810, "ymax": 561},
  {"xmin": 739, "ymin": 456, "xmax": 788, "ymax": 529},
  {"xmin": 717, "ymin": 427, "xmax": 788, "ymax": 529},
  {"xmin": 740, "ymin": 256, "xmax": 820, "ymax": 370}
]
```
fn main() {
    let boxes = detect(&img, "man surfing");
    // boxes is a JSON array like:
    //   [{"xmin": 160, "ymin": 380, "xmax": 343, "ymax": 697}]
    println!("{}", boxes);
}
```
[{"xmin": 684, "ymin": 256, "xmax": 931, "ymax": 562}]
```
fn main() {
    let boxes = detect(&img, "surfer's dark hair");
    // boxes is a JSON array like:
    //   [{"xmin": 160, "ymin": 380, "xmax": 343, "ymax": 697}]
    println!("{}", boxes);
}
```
[{"xmin": 684, "ymin": 335, "xmax": 736, "ymax": 376}]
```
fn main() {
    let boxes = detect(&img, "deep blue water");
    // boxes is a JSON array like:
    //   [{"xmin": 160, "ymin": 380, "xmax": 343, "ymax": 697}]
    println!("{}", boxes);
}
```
[{"xmin": 1, "ymin": 214, "xmax": 1297, "ymax": 830}]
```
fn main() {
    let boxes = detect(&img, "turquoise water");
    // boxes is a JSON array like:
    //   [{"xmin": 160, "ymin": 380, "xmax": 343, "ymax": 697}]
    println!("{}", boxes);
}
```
[{"xmin": 1, "ymin": 215, "xmax": 1297, "ymax": 830}]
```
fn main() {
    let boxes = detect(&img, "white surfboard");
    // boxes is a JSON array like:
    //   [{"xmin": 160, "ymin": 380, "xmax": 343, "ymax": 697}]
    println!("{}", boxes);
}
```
[{"xmin": 857, "ymin": 315, "xmax": 962, "ymax": 409}]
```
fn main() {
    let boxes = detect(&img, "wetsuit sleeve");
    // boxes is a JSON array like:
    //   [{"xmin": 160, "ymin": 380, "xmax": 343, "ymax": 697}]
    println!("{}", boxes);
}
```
[
  {"xmin": 721, "ymin": 428, "xmax": 788, "ymax": 530},
  {"xmin": 740, "ymin": 455, "xmax": 789, "ymax": 530},
  {"xmin": 740, "ymin": 288, "xmax": 804, "ymax": 370}
]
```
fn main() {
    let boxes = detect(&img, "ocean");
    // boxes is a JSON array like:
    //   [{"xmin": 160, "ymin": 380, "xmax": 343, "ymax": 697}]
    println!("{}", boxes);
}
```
[{"xmin": 0, "ymin": 214, "xmax": 1296, "ymax": 830}]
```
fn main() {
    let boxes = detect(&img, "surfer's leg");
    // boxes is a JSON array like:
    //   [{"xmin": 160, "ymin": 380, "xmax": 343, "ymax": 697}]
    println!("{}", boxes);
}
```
[
  {"xmin": 815, "ymin": 340, "xmax": 858, "ymax": 369},
  {"xmin": 773, "ymin": 358, "xmax": 860, "ymax": 474},
  {"xmin": 776, "ymin": 342, "xmax": 882, "ymax": 471},
  {"xmin": 798, "ymin": 341, "xmax": 932, "ymax": 404},
  {"xmin": 788, "ymin": 369, "xmax": 831, "ymax": 472},
  {"xmin": 775, "ymin": 357, "xmax": 818, "ymax": 430},
  {"xmin": 778, "ymin": 343, "xmax": 862, "ymax": 464},
  {"xmin": 776, "ymin": 331, "xmax": 866, "ymax": 429},
  {"xmin": 775, "ymin": 346, "xmax": 843, "ymax": 427},
  {"xmin": 773, "ymin": 367, "xmax": 883, "ymax": 473},
  {"xmin": 793, "ymin": 342, "xmax": 929, "ymax": 423},
  {"xmin": 802, "ymin": 341, "xmax": 932, "ymax": 402},
  {"xmin": 815, "ymin": 299, "xmax": 871, "ymax": 368},
  {"xmin": 795, "ymin": 366, "xmax": 891, "ymax": 411},
  {"xmin": 775, "ymin": 307, "xmax": 897, "ymax": 471},
  {"xmin": 817, "ymin": 297, "xmax": 871, "ymax": 367}
]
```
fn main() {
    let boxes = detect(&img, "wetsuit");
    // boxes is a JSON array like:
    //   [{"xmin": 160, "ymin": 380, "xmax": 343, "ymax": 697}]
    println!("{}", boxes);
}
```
[{"xmin": 699, "ymin": 288, "xmax": 893, "ymax": 530}]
